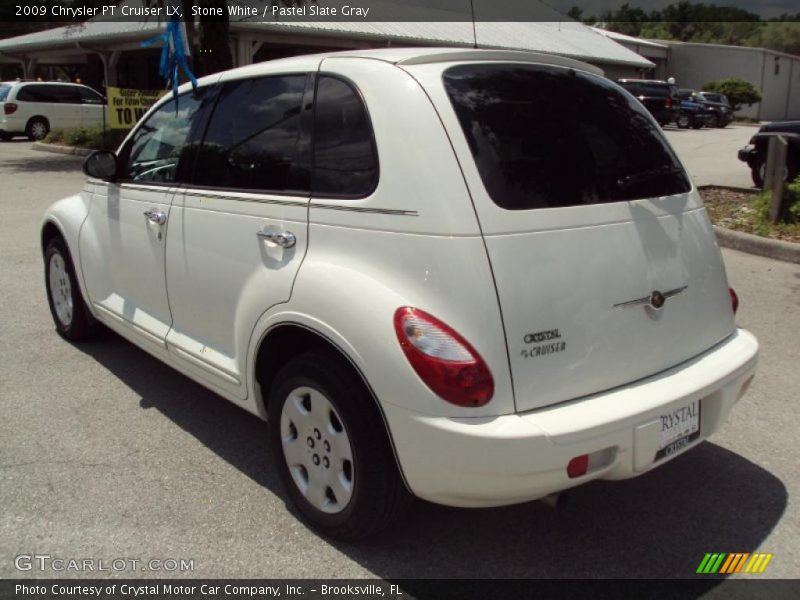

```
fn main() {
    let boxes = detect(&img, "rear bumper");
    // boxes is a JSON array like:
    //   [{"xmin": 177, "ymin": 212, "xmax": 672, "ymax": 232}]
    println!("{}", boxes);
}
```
[{"xmin": 384, "ymin": 328, "xmax": 758, "ymax": 507}]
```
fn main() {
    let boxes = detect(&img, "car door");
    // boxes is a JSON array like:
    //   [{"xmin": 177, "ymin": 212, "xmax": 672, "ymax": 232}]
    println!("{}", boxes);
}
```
[
  {"xmin": 76, "ymin": 85, "xmax": 106, "ymax": 127},
  {"xmin": 79, "ymin": 89, "xmax": 213, "ymax": 348},
  {"xmin": 44, "ymin": 85, "xmax": 81, "ymax": 129},
  {"xmin": 164, "ymin": 73, "xmax": 313, "ymax": 398}
]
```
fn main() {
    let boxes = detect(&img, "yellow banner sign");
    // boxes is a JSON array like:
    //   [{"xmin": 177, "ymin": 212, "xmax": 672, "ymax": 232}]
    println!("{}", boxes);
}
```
[{"xmin": 107, "ymin": 87, "xmax": 165, "ymax": 129}]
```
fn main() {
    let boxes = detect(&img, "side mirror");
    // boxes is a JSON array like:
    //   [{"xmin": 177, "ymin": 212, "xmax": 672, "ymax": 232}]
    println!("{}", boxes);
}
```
[{"xmin": 83, "ymin": 150, "xmax": 118, "ymax": 180}]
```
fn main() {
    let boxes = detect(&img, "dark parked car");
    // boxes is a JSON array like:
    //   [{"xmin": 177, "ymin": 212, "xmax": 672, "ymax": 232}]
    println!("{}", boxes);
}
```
[
  {"xmin": 617, "ymin": 79, "xmax": 680, "ymax": 127},
  {"xmin": 675, "ymin": 92, "xmax": 714, "ymax": 129},
  {"xmin": 738, "ymin": 121, "xmax": 800, "ymax": 187},
  {"xmin": 680, "ymin": 89, "xmax": 733, "ymax": 128}
]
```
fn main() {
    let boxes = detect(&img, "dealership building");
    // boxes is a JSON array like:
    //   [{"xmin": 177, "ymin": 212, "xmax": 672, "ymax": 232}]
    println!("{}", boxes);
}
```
[
  {"xmin": 0, "ymin": 2, "xmax": 653, "ymax": 93},
  {"xmin": 0, "ymin": 1, "xmax": 797, "ymax": 121}
]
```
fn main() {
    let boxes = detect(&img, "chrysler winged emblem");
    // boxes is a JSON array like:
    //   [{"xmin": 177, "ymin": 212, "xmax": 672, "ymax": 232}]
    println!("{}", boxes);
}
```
[{"xmin": 614, "ymin": 286, "xmax": 688, "ymax": 310}]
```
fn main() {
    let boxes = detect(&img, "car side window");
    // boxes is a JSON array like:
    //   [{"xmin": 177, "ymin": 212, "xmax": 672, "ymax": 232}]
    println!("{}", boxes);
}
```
[
  {"xmin": 312, "ymin": 75, "xmax": 378, "ymax": 198},
  {"xmin": 78, "ymin": 87, "xmax": 104, "ymax": 105},
  {"xmin": 192, "ymin": 75, "xmax": 310, "ymax": 193},
  {"xmin": 123, "ymin": 91, "xmax": 207, "ymax": 184},
  {"xmin": 16, "ymin": 85, "xmax": 52, "ymax": 103}
]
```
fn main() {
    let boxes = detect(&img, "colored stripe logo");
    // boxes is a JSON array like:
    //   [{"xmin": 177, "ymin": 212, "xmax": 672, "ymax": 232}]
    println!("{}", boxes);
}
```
[{"xmin": 696, "ymin": 552, "xmax": 773, "ymax": 574}]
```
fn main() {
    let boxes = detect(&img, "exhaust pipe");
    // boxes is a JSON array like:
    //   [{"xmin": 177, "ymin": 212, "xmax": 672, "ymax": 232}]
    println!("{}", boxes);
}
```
[{"xmin": 540, "ymin": 492, "xmax": 568, "ymax": 511}]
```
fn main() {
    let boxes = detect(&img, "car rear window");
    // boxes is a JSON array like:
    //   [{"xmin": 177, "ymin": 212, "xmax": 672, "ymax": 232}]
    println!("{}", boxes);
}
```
[
  {"xmin": 0, "ymin": 85, "xmax": 10, "ymax": 102},
  {"xmin": 443, "ymin": 64, "xmax": 691, "ymax": 210}
]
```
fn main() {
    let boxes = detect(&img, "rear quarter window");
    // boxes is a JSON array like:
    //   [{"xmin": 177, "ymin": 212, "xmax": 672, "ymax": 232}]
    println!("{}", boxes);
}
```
[{"xmin": 443, "ymin": 64, "xmax": 690, "ymax": 210}]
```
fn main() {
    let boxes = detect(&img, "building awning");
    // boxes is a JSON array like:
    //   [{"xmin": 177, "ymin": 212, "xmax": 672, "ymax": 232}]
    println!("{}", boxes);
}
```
[{"xmin": 0, "ymin": 8, "xmax": 653, "ymax": 69}]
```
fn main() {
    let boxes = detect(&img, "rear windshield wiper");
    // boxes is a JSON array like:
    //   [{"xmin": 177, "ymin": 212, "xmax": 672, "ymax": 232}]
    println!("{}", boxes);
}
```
[{"xmin": 616, "ymin": 166, "xmax": 685, "ymax": 190}]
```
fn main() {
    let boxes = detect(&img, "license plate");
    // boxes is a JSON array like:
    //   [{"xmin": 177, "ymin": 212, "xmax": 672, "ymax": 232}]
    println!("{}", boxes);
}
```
[{"xmin": 655, "ymin": 400, "xmax": 700, "ymax": 461}]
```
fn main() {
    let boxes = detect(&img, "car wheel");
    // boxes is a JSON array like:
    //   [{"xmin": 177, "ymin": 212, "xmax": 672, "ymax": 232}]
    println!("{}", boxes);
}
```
[
  {"xmin": 753, "ymin": 158, "xmax": 793, "ymax": 188},
  {"xmin": 707, "ymin": 114, "xmax": 719, "ymax": 128},
  {"xmin": 0, "ymin": 131, "xmax": 11, "ymax": 141},
  {"xmin": 44, "ymin": 237, "xmax": 99, "ymax": 341},
  {"xmin": 26, "ymin": 117, "xmax": 49, "ymax": 141},
  {"xmin": 676, "ymin": 114, "xmax": 691, "ymax": 129},
  {"xmin": 268, "ymin": 351, "xmax": 410, "ymax": 540}
]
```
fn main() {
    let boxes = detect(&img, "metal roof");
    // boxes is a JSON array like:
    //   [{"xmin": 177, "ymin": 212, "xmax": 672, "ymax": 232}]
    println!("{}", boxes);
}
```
[{"xmin": 0, "ymin": 9, "xmax": 653, "ymax": 68}]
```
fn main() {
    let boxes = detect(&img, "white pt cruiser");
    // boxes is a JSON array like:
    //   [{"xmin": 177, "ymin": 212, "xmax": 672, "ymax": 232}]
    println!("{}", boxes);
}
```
[{"xmin": 42, "ymin": 48, "xmax": 759, "ymax": 539}]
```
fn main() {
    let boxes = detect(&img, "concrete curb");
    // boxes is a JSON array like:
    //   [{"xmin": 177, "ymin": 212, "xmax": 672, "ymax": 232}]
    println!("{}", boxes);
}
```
[
  {"xmin": 32, "ymin": 142, "xmax": 94, "ymax": 157},
  {"xmin": 714, "ymin": 226, "xmax": 800, "ymax": 264},
  {"xmin": 699, "ymin": 185, "xmax": 800, "ymax": 263}
]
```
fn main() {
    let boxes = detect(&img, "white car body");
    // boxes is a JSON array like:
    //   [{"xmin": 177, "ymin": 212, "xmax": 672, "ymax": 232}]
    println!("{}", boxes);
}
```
[
  {"xmin": 0, "ymin": 81, "xmax": 105, "ymax": 140},
  {"xmin": 42, "ymin": 48, "xmax": 758, "ymax": 532}
]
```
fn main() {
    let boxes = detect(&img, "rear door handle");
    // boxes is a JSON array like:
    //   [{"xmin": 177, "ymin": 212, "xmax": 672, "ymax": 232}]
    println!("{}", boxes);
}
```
[
  {"xmin": 257, "ymin": 230, "xmax": 296, "ymax": 248},
  {"xmin": 143, "ymin": 209, "xmax": 167, "ymax": 225}
]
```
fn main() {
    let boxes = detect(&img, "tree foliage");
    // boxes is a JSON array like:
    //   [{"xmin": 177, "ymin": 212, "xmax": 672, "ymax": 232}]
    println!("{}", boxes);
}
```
[
  {"xmin": 701, "ymin": 78, "xmax": 762, "ymax": 111},
  {"xmin": 573, "ymin": 2, "xmax": 800, "ymax": 56}
]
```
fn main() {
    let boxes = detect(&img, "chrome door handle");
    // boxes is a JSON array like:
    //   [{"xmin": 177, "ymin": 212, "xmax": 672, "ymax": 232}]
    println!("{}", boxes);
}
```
[
  {"xmin": 257, "ymin": 230, "xmax": 296, "ymax": 248},
  {"xmin": 143, "ymin": 209, "xmax": 167, "ymax": 225}
]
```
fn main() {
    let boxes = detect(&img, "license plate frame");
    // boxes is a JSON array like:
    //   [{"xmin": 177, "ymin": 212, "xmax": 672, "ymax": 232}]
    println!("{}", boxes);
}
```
[{"xmin": 654, "ymin": 400, "xmax": 701, "ymax": 461}]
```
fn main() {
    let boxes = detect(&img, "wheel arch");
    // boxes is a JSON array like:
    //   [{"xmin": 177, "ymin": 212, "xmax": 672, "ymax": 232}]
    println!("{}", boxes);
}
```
[{"xmin": 251, "ymin": 319, "xmax": 413, "ymax": 494}]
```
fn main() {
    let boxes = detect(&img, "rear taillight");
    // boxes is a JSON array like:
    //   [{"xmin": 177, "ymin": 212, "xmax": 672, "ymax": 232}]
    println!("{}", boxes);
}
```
[
  {"xmin": 394, "ymin": 307, "xmax": 494, "ymax": 407},
  {"xmin": 4, "ymin": 103, "xmax": 17, "ymax": 115},
  {"xmin": 729, "ymin": 287, "xmax": 739, "ymax": 315},
  {"xmin": 665, "ymin": 98, "xmax": 673, "ymax": 108}
]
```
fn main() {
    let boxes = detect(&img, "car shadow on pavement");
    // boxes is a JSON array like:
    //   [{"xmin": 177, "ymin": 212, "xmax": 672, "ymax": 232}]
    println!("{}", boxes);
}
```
[
  {"xmin": 2, "ymin": 155, "xmax": 84, "ymax": 174},
  {"xmin": 76, "ymin": 331, "xmax": 787, "ymax": 584}
]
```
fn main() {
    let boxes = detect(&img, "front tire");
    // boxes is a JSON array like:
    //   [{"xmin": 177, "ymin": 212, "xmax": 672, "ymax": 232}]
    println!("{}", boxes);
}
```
[
  {"xmin": 268, "ymin": 352, "xmax": 410, "ymax": 540},
  {"xmin": 676, "ymin": 113, "xmax": 691, "ymax": 129},
  {"xmin": 707, "ymin": 114, "xmax": 720, "ymax": 128},
  {"xmin": 44, "ymin": 237, "xmax": 98, "ymax": 341}
]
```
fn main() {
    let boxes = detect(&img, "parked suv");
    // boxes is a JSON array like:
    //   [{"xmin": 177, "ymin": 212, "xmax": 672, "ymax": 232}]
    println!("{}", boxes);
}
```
[
  {"xmin": 617, "ymin": 79, "xmax": 680, "ymax": 126},
  {"xmin": 693, "ymin": 90, "xmax": 733, "ymax": 128},
  {"xmin": 738, "ymin": 120, "xmax": 800, "ymax": 187},
  {"xmin": 674, "ymin": 91, "xmax": 714, "ymax": 129},
  {"xmin": 0, "ymin": 81, "xmax": 105, "ymax": 141},
  {"xmin": 42, "ymin": 49, "xmax": 758, "ymax": 540}
]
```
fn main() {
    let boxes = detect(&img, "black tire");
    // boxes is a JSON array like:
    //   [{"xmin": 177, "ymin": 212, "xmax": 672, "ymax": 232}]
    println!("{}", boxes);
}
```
[
  {"xmin": 707, "ymin": 114, "xmax": 719, "ymax": 128},
  {"xmin": 44, "ymin": 237, "xmax": 99, "ymax": 341},
  {"xmin": 268, "ymin": 351, "xmax": 411, "ymax": 540},
  {"xmin": 26, "ymin": 117, "xmax": 49, "ymax": 141},
  {"xmin": 676, "ymin": 114, "xmax": 691, "ymax": 129},
  {"xmin": 751, "ymin": 161, "xmax": 764, "ymax": 188},
  {"xmin": 752, "ymin": 157, "xmax": 798, "ymax": 188},
  {"xmin": 0, "ymin": 131, "xmax": 10, "ymax": 141}
]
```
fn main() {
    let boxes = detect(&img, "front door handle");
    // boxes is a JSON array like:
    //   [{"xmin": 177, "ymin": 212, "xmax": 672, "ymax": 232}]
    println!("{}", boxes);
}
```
[
  {"xmin": 257, "ymin": 230, "xmax": 296, "ymax": 248},
  {"xmin": 144, "ymin": 209, "xmax": 167, "ymax": 225}
]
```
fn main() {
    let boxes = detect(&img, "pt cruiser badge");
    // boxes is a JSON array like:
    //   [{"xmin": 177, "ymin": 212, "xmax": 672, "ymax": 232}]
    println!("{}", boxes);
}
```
[{"xmin": 614, "ymin": 286, "xmax": 688, "ymax": 310}]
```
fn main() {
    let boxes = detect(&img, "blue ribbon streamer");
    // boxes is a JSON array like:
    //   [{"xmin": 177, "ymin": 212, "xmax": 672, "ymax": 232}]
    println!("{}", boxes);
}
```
[{"xmin": 142, "ymin": 17, "xmax": 198, "ymax": 112}]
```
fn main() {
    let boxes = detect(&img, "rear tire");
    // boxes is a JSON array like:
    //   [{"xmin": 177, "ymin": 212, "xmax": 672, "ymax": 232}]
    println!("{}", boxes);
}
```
[
  {"xmin": 44, "ymin": 237, "xmax": 99, "ymax": 341},
  {"xmin": 676, "ymin": 114, "xmax": 691, "ymax": 129},
  {"xmin": 707, "ymin": 114, "xmax": 719, "ymax": 128},
  {"xmin": 0, "ymin": 131, "xmax": 10, "ymax": 141},
  {"xmin": 268, "ymin": 352, "xmax": 410, "ymax": 540},
  {"xmin": 26, "ymin": 117, "xmax": 49, "ymax": 141}
]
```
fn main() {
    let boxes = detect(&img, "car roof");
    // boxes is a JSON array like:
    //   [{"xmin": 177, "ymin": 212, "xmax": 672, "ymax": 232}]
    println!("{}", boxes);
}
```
[
  {"xmin": 219, "ymin": 47, "xmax": 603, "ymax": 80},
  {"xmin": 618, "ymin": 79, "xmax": 669, "ymax": 84}
]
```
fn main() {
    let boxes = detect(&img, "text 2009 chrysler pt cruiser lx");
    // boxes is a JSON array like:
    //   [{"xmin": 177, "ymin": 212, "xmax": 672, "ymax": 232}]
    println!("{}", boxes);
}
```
[{"xmin": 42, "ymin": 48, "xmax": 759, "ymax": 539}]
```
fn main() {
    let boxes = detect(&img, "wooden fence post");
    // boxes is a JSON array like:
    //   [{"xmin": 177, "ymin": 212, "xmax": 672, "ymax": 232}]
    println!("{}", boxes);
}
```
[{"xmin": 765, "ymin": 135, "xmax": 788, "ymax": 223}]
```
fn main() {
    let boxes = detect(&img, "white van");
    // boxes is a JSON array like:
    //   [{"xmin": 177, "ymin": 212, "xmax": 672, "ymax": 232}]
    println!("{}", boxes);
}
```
[
  {"xmin": 0, "ymin": 81, "xmax": 105, "ymax": 141},
  {"xmin": 41, "ymin": 48, "xmax": 758, "ymax": 539}
]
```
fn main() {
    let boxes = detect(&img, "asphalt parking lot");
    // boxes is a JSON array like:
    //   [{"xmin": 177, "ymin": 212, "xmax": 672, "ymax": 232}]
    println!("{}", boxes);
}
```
[
  {"xmin": 664, "ymin": 123, "xmax": 757, "ymax": 189},
  {"xmin": 0, "ymin": 137, "xmax": 798, "ymax": 582}
]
